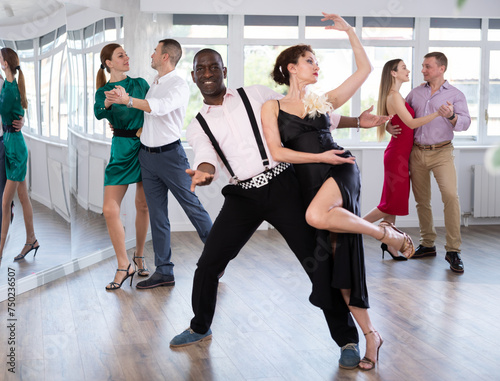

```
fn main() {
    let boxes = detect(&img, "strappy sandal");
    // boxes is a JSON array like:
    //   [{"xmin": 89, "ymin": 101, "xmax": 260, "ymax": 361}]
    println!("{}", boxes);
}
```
[
  {"xmin": 14, "ymin": 240, "xmax": 40, "ymax": 261},
  {"xmin": 133, "ymin": 253, "xmax": 150, "ymax": 277},
  {"xmin": 105, "ymin": 263, "xmax": 135, "ymax": 290},
  {"xmin": 359, "ymin": 331, "xmax": 383, "ymax": 371},
  {"xmin": 379, "ymin": 221, "xmax": 415, "ymax": 259}
]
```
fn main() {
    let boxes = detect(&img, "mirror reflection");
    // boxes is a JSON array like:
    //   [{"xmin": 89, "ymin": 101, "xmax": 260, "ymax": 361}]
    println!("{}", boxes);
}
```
[
  {"xmin": 0, "ymin": 1, "xmax": 145, "ymax": 295},
  {"xmin": 0, "ymin": 0, "xmax": 71, "ymax": 285}
]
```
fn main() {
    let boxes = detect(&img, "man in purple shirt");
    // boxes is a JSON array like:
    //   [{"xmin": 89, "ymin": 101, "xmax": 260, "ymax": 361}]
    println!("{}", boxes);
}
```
[{"xmin": 405, "ymin": 52, "xmax": 471, "ymax": 273}]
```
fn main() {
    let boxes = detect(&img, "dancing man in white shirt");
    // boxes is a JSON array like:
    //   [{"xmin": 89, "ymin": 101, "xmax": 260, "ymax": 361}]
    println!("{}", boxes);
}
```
[{"xmin": 106, "ymin": 39, "xmax": 212, "ymax": 288}]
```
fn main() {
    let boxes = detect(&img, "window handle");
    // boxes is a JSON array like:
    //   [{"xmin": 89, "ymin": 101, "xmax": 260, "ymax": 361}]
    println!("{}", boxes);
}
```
[{"xmin": 485, "ymin": 109, "xmax": 489, "ymax": 125}]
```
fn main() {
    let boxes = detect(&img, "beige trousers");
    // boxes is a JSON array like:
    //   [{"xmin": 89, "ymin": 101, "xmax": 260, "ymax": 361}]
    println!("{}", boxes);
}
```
[{"xmin": 409, "ymin": 145, "xmax": 461, "ymax": 252}]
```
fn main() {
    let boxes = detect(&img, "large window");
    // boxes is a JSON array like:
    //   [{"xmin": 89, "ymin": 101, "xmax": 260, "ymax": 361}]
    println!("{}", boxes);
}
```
[
  {"xmin": 59, "ymin": 14, "xmax": 500, "ymax": 146},
  {"xmin": 0, "ymin": 25, "xmax": 67, "ymax": 140},
  {"xmin": 67, "ymin": 17, "xmax": 123, "ymax": 138}
]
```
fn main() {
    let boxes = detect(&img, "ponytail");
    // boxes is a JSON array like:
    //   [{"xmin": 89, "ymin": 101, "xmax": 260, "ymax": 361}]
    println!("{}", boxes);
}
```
[
  {"xmin": 17, "ymin": 68, "xmax": 28, "ymax": 109},
  {"xmin": 96, "ymin": 65, "xmax": 107, "ymax": 90}
]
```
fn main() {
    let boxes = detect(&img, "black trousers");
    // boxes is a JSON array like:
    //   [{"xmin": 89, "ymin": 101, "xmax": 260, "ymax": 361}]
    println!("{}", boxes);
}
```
[{"xmin": 190, "ymin": 167, "xmax": 358, "ymax": 347}]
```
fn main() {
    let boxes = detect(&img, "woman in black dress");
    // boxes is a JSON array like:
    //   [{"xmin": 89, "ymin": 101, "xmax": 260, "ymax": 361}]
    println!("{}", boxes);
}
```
[{"xmin": 262, "ymin": 13, "xmax": 414, "ymax": 371}]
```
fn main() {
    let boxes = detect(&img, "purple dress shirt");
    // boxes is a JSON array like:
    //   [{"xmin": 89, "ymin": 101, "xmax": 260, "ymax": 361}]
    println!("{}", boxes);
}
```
[{"xmin": 406, "ymin": 80, "xmax": 471, "ymax": 145}]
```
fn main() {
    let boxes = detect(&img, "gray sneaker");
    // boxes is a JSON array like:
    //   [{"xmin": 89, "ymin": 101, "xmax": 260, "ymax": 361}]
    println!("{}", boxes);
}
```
[
  {"xmin": 338, "ymin": 343, "xmax": 360, "ymax": 369},
  {"xmin": 170, "ymin": 328, "xmax": 212, "ymax": 347}
]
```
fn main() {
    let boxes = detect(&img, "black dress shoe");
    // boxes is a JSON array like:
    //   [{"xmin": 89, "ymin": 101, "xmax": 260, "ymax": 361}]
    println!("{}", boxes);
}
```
[
  {"xmin": 136, "ymin": 271, "xmax": 175, "ymax": 289},
  {"xmin": 412, "ymin": 245, "xmax": 436, "ymax": 258},
  {"xmin": 445, "ymin": 252, "xmax": 464, "ymax": 273}
]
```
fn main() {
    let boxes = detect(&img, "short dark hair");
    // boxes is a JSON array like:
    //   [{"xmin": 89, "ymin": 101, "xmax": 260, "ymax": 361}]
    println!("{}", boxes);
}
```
[
  {"xmin": 424, "ymin": 51, "xmax": 448, "ymax": 71},
  {"xmin": 159, "ymin": 39, "xmax": 182, "ymax": 67},
  {"xmin": 271, "ymin": 44, "xmax": 315, "ymax": 86},
  {"xmin": 193, "ymin": 48, "xmax": 224, "ymax": 67}
]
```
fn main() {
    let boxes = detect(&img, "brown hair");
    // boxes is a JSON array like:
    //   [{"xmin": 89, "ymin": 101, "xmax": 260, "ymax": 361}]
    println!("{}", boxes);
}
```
[
  {"xmin": 159, "ymin": 39, "xmax": 182, "ymax": 67},
  {"xmin": 271, "ymin": 44, "xmax": 315, "ymax": 86},
  {"xmin": 424, "ymin": 51, "xmax": 448, "ymax": 71},
  {"xmin": 377, "ymin": 59, "xmax": 402, "ymax": 141},
  {"xmin": 1, "ymin": 47, "xmax": 27, "ymax": 109},
  {"xmin": 96, "ymin": 43, "xmax": 122, "ymax": 89}
]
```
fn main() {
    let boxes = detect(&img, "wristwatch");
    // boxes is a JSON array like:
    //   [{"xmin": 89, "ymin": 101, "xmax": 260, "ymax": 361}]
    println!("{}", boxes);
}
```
[
  {"xmin": 127, "ymin": 97, "xmax": 133, "ymax": 108},
  {"xmin": 447, "ymin": 112, "xmax": 455, "ymax": 120}
]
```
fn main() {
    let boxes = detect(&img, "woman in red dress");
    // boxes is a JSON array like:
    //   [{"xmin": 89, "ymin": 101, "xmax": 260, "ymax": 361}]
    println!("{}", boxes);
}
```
[{"xmin": 364, "ymin": 59, "xmax": 440, "ymax": 259}]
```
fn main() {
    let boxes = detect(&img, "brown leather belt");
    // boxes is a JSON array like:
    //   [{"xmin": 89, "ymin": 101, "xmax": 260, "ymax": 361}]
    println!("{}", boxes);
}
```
[{"xmin": 414, "ymin": 140, "xmax": 452, "ymax": 151}]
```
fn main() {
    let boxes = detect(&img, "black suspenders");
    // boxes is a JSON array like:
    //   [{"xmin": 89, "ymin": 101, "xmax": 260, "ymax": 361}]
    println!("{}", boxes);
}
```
[{"xmin": 195, "ymin": 87, "xmax": 270, "ymax": 182}]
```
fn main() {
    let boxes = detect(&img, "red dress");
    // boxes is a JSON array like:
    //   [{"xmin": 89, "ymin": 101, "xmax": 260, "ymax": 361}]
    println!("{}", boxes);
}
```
[{"xmin": 377, "ymin": 102, "xmax": 415, "ymax": 216}]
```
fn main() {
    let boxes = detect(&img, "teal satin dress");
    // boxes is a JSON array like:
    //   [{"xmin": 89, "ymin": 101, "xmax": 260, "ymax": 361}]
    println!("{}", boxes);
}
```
[
  {"xmin": 94, "ymin": 76, "xmax": 149, "ymax": 186},
  {"xmin": 0, "ymin": 79, "xmax": 27, "ymax": 182}
]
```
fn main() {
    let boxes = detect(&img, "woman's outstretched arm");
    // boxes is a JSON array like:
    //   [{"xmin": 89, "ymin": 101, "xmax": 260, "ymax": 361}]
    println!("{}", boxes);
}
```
[{"xmin": 322, "ymin": 13, "xmax": 372, "ymax": 109}]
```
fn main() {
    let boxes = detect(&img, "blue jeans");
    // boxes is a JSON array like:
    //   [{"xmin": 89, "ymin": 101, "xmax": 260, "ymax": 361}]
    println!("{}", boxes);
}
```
[{"xmin": 139, "ymin": 141, "xmax": 212, "ymax": 276}]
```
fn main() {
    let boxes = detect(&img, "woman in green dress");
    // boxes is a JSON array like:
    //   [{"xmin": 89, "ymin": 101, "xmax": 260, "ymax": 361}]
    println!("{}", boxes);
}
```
[
  {"xmin": 94, "ymin": 43, "xmax": 150, "ymax": 290},
  {"xmin": 0, "ymin": 48, "xmax": 40, "ymax": 260}
]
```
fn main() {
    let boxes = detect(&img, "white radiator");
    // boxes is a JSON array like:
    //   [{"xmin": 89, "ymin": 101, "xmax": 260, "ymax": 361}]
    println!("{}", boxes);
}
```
[{"xmin": 472, "ymin": 164, "xmax": 500, "ymax": 217}]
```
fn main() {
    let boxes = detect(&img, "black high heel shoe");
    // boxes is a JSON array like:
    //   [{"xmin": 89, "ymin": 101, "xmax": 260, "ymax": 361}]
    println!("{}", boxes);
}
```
[
  {"xmin": 106, "ymin": 263, "xmax": 135, "ymax": 291},
  {"xmin": 133, "ymin": 253, "xmax": 150, "ymax": 277},
  {"xmin": 14, "ymin": 240, "xmax": 40, "ymax": 261},
  {"xmin": 381, "ymin": 243, "xmax": 407, "ymax": 261}
]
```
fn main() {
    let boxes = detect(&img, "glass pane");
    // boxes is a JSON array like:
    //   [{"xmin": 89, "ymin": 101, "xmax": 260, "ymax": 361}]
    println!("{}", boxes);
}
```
[
  {"xmin": 305, "ymin": 27, "xmax": 349, "ymax": 39},
  {"xmin": 177, "ymin": 44, "xmax": 227, "ymax": 136},
  {"xmin": 94, "ymin": 20, "xmax": 105, "ymax": 45},
  {"xmin": 489, "ymin": 30, "xmax": 500, "ymax": 41},
  {"xmin": 362, "ymin": 27, "xmax": 413, "ymax": 40},
  {"xmin": 40, "ymin": 31, "xmax": 55, "ymax": 54},
  {"xmin": 488, "ymin": 50, "xmax": 500, "ymax": 136},
  {"xmin": 429, "ymin": 28, "xmax": 480, "ymax": 41},
  {"xmin": 244, "ymin": 45, "xmax": 288, "ymax": 94},
  {"xmin": 314, "ymin": 49, "xmax": 354, "ymax": 141},
  {"xmin": 84, "ymin": 25, "xmax": 94, "ymax": 48},
  {"xmin": 16, "ymin": 39, "xmax": 34, "ymax": 59},
  {"xmin": 429, "ymin": 47, "xmax": 479, "ymax": 138},
  {"xmin": 362, "ymin": 17, "xmax": 414, "ymax": 40},
  {"xmin": 94, "ymin": 53, "xmax": 105, "ymax": 136},
  {"xmin": 172, "ymin": 25, "xmax": 227, "ymax": 38},
  {"xmin": 23, "ymin": 61, "xmax": 37, "ymax": 133},
  {"xmin": 86, "ymin": 52, "xmax": 95, "ymax": 135},
  {"xmin": 76, "ymin": 54, "xmax": 85, "ymax": 131},
  {"xmin": 50, "ymin": 50, "xmax": 63, "ymax": 137},
  {"xmin": 305, "ymin": 16, "xmax": 353, "ymax": 39},
  {"xmin": 244, "ymin": 26, "xmax": 298, "ymax": 39},
  {"xmin": 360, "ymin": 47, "xmax": 413, "ymax": 142},
  {"xmin": 40, "ymin": 56, "xmax": 52, "ymax": 136},
  {"xmin": 60, "ymin": 49, "xmax": 68, "ymax": 141},
  {"xmin": 55, "ymin": 26, "xmax": 66, "ymax": 48}
]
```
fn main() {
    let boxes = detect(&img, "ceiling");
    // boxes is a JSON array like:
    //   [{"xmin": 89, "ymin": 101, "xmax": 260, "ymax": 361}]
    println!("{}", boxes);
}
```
[{"xmin": 0, "ymin": 0, "xmax": 64, "ymax": 27}]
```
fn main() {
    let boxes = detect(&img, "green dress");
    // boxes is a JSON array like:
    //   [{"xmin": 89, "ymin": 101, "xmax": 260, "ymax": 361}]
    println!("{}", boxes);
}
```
[
  {"xmin": 0, "ymin": 79, "xmax": 27, "ymax": 182},
  {"xmin": 94, "ymin": 76, "xmax": 149, "ymax": 186}
]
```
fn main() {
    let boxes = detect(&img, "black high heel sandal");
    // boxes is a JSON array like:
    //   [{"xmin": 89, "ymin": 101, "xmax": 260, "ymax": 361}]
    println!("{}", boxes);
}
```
[
  {"xmin": 381, "ymin": 243, "xmax": 407, "ymax": 261},
  {"xmin": 14, "ymin": 240, "xmax": 40, "ymax": 261},
  {"xmin": 359, "ymin": 330, "xmax": 383, "ymax": 371},
  {"xmin": 133, "ymin": 253, "xmax": 150, "ymax": 277},
  {"xmin": 105, "ymin": 263, "xmax": 135, "ymax": 290}
]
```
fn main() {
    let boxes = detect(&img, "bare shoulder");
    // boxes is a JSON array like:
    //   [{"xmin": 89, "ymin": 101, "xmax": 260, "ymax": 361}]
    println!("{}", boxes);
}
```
[
  {"xmin": 262, "ymin": 99, "xmax": 279, "ymax": 115},
  {"xmin": 387, "ymin": 90, "xmax": 404, "ymax": 104}
]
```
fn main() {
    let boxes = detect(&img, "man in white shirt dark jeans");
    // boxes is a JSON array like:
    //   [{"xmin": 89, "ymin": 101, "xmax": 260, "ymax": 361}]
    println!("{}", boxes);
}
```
[
  {"xmin": 170, "ymin": 48, "xmax": 388, "ymax": 370},
  {"xmin": 106, "ymin": 39, "xmax": 212, "ymax": 288}
]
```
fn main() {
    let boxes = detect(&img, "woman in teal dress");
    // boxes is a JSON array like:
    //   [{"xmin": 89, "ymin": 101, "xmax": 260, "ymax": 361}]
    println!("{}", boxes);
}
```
[
  {"xmin": 262, "ymin": 13, "xmax": 414, "ymax": 371},
  {"xmin": 94, "ymin": 43, "xmax": 150, "ymax": 290},
  {"xmin": 0, "ymin": 48, "xmax": 40, "ymax": 260}
]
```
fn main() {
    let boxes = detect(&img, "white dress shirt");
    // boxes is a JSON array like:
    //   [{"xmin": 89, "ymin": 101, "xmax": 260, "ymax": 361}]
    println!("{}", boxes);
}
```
[
  {"xmin": 187, "ymin": 85, "xmax": 343, "ymax": 183},
  {"xmin": 141, "ymin": 69, "xmax": 189, "ymax": 147}
]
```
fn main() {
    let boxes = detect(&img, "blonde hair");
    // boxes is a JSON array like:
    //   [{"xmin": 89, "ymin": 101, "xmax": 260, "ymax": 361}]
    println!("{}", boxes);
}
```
[
  {"xmin": 96, "ymin": 43, "xmax": 121, "ymax": 89},
  {"xmin": 377, "ymin": 59, "xmax": 402, "ymax": 141},
  {"xmin": 1, "ymin": 47, "xmax": 28, "ymax": 109}
]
